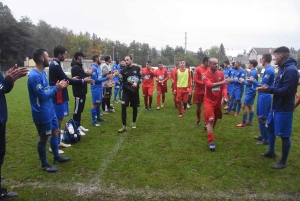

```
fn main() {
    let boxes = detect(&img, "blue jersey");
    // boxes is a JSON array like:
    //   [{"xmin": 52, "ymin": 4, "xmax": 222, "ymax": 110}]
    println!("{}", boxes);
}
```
[
  {"xmin": 224, "ymin": 67, "xmax": 233, "ymax": 79},
  {"xmin": 90, "ymin": 64, "xmax": 107, "ymax": 91},
  {"xmin": 27, "ymin": 69, "xmax": 59, "ymax": 124},
  {"xmin": 243, "ymin": 69, "xmax": 258, "ymax": 95},
  {"xmin": 232, "ymin": 68, "xmax": 246, "ymax": 90},
  {"xmin": 113, "ymin": 64, "xmax": 121, "ymax": 72},
  {"xmin": 254, "ymin": 65, "xmax": 275, "ymax": 88}
]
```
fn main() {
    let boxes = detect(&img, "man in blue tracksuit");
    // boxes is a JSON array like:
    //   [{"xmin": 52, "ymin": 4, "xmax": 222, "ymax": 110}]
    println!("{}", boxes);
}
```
[
  {"xmin": 90, "ymin": 55, "xmax": 112, "ymax": 126},
  {"xmin": 113, "ymin": 60, "xmax": 121, "ymax": 103},
  {"xmin": 248, "ymin": 54, "xmax": 275, "ymax": 145},
  {"xmin": 258, "ymin": 47, "xmax": 298, "ymax": 169},
  {"xmin": 225, "ymin": 61, "xmax": 245, "ymax": 116},
  {"xmin": 236, "ymin": 59, "xmax": 258, "ymax": 127},
  {"xmin": 223, "ymin": 60, "xmax": 233, "ymax": 110},
  {"xmin": 0, "ymin": 64, "xmax": 28, "ymax": 199}
]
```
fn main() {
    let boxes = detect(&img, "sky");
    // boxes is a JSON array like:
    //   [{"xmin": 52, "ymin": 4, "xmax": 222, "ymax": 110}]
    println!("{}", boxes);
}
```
[{"xmin": 2, "ymin": 0, "xmax": 300, "ymax": 56}]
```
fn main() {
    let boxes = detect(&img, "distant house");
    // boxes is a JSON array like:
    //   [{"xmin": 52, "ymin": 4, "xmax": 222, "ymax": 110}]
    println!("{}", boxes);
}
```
[
  {"xmin": 231, "ymin": 54, "xmax": 249, "ymax": 66},
  {"xmin": 248, "ymin": 48, "xmax": 277, "ymax": 66}
]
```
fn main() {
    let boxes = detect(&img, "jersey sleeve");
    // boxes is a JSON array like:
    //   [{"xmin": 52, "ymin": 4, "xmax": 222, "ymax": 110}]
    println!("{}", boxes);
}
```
[
  {"xmin": 193, "ymin": 68, "xmax": 204, "ymax": 86},
  {"xmin": 29, "ymin": 74, "xmax": 59, "ymax": 101},
  {"xmin": 0, "ymin": 72, "xmax": 14, "ymax": 94}
]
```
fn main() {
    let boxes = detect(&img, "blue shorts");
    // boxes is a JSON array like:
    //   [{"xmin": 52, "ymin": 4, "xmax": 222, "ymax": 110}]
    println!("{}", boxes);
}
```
[
  {"xmin": 231, "ymin": 88, "xmax": 243, "ymax": 101},
  {"xmin": 267, "ymin": 110, "xmax": 293, "ymax": 137},
  {"xmin": 92, "ymin": 90, "xmax": 102, "ymax": 104},
  {"xmin": 54, "ymin": 102, "xmax": 69, "ymax": 119},
  {"xmin": 256, "ymin": 93, "xmax": 272, "ymax": 119},
  {"xmin": 35, "ymin": 116, "xmax": 59, "ymax": 136},
  {"xmin": 243, "ymin": 93, "xmax": 256, "ymax": 106}
]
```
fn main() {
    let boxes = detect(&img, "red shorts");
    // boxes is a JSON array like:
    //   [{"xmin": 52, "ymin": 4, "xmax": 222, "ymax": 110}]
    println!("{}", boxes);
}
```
[
  {"xmin": 193, "ymin": 93, "xmax": 204, "ymax": 105},
  {"xmin": 157, "ymin": 84, "xmax": 167, "ymax": 94},
  {"xmin": 142, "ymin": 86, "xmax": 154, "ymax": 97},
  {"xmin": 204, "ymin": 106, "xmax": 222, "ymax": 123},
  {"xmin": 176, "ymin": 88, "xmax": 189, "ymax": 102}
]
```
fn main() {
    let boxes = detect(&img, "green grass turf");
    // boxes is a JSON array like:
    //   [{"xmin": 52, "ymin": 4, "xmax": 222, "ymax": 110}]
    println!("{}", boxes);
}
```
[{"xmin": 1, "ymin": 76, "xmax": 300, "ymax": 200}]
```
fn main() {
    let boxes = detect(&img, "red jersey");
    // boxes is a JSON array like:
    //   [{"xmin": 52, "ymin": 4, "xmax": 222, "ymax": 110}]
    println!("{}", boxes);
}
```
[
  {"xmin": 155, "ymin": 68, "xmax": 168, "ymax": 84},
  {"xmin": 194, "ymin": 65, "xmax": 208, "ymax": 94},
  {"xmin": 142, "ymin": 67, "xmax": 155, "ymax": 87},
  {"xmin": 170, "ymin": 68, "xmax": 178, "ymax": 82},
  {"xmin": 202, "ymin": 70, "xmax": 227, "ymax": 108},
  {"xmin": 173, "ymin": 68, "xmax": 192, "ymax": 90}
]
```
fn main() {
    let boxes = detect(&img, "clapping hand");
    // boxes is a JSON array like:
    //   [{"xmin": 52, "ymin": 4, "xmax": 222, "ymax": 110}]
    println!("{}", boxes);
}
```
[
  {"xmin": 84, "ymin": 77, "xmax": 95, "ymax": 84},
  {"xmin": 6, "ymin": 64, "xmax": 29, "ymax": 83}
]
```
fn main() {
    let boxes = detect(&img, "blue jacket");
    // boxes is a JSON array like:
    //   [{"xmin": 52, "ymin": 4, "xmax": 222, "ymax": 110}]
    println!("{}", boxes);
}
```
[
  {"xmin": 0, "ymin": 72, "xmax": 14, "ymax": 123},
  {"xmin": 49, "ymin": 59, "xmax": 83, "ymax": 104},
  {"xmin": 232, "ymin": 68, "xmax": 246, "ymax": 90},
  {"xmin": 90, "ymin": 64, "xmax": 107, "ymax": 92},
  {"xmin": 267, "ymin": 58, "xmax": 298, "ymax": 112},
  {"xmin": 28, "ymin": 69, "xmax": 59, "ymax": 124},
  {"xmin": 243, "ymin": 69, "xmax": 258, "ymax": 95}
]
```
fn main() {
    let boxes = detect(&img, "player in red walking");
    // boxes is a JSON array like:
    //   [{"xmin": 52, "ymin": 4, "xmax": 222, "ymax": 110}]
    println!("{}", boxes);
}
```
[
  {"xmin": 155, "ymin": 62, "xmax": 168, "ymax": 110},
  {"xmin": 170, "ymin": 61, "xmax": 180, "ymax": 108},
  {"xmin": 193, "ymin": 56, "xmax": 209, "ymax": 127},
  {"xmin": 142, "ymin": 61, "xmax": 155, "ymax": 110},
  {"xmin": 202, "ymin": 58, "xmax": 231, "ymax": 151},
  {"xmin": 173, "ymin": 59, "xmax": 192, "ymax": 117}
]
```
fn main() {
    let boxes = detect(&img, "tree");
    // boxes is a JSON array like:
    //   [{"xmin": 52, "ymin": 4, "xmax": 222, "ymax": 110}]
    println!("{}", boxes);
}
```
[{"xmin": 197, "ymin": 47, "xmax": 207, "ymax": 64}]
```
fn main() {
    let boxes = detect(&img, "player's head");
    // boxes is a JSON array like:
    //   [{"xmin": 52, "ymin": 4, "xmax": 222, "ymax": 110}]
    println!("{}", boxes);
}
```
[
  {"xmin": 92, "ymin": 55, "xmax": 100, "ymax": 65},
  {"xmin": 54, "ymin": 45, "xmax": 67, "ymax": 62},
  {"xmin": 185, "ymin": 62, "xmax": 190, "ymax": 68},
  {"xmin": 231, "ymin": 62, "xmax": 235, "ymax": 68},
  {"xmin": 203, "ymin": 56, "xmax": 209, "ymax": 67},
  {"xmin": 235, "ymin": 61, "xmax": 241, "ymax": 69},
  {"xmin": 116, "ymin": 59, "xmax": 119, "ymax": 65},
  {"xmin": 158, "ymin": 62, "xmax": 163, "ymax": 69},
  {"xmin": 273, "ymin": 46, "xmax": 290, "ymax": 66},
  {"xmin": 125, "ymin": 56, "xmax": 132, "ymax": 66},
  {"xmin": 120, "ymin": 60, "xmax": 126, "ymax": 66},
  {"xmin": 224, "ymin": 60, "xmax": 230, "ymax": 67},
  {"xmin": 261, "ymin": 53, "xmax": 272, "ymax": 66},
  {"xmin": 220, "ymin": 64, "xmax": 225, "ymax": 70},
  {"xmin": 33, "ymin": 48, "xmax": 49, "ymax": 68},
  {"xmin": 146, "ymin": 60, "xmax": 151, "ymax": 68},
  {"xmin": 179, "ymin": 59, "xmax": 185, "ymax": 68},
  {"xmin": 248, "ymin": 59, "xmax": 258, "ymax": 69},
  {"xmin": 208, "ymin": 57, "xmax": 218, "ymax": 71},
  {"xmin": 74, "ymin": 51, "xmax": 85, "ymax": 62},
  {"xmin": 175, "ymin": 61, "xmax": 179, "ymax": 68},
  {"xmin": 104, "ymin": 55, "xmax": 112, "ymax": 63}
]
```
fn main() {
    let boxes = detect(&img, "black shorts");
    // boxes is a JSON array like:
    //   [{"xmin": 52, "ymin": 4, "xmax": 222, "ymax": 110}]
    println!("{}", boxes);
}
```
[
  {"xmin": 102, "ymin": 87, "xmax": 112, "ymax": 96},
  {"xmin": 121, "ymin": 90, "xmax": 140, "ymax": 107}
]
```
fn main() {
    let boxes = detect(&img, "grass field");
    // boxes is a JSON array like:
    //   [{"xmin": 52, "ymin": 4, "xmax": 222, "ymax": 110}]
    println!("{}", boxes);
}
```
[{"xmin": 2, "ymin": 76, "xmax": 300, "ymax": 200}]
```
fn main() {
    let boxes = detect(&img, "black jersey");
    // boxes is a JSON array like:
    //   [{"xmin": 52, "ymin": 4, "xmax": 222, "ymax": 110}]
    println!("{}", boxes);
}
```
[{"xmin": 119, "ymin": 65, "xmax": 142, "ymax": 93}]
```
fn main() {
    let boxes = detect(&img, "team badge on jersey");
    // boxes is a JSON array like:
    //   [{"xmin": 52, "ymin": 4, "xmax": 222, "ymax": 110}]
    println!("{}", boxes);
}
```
[{"xmin": 36, "ymin": 84, "xmax": 42, "ymax": 90}]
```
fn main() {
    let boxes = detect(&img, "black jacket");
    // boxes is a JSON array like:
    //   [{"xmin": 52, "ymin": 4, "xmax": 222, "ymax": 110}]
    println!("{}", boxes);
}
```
[{"xmin": 71, "ymin": 60, "xmax": 88, "ymax": 96}]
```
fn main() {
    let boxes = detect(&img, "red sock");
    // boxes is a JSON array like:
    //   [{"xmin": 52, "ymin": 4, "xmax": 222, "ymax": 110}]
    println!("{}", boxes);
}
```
[
  {"xmin": 196, "ymin": 108, "xmax": 201, "ymax": 121},
  {"xmin": 177, "ymin": 102, "xmax": 182, "ymax": 113},
  {"xmin": 208, "ymin": 133, "xmax": 214, "ymax": 143},
  {"xmin": 157, "ymin": 95, "xmax": 160, "ymax": 106},
  {"xmin": 162, "ymin": 94, "xmax": 165, "ymax": 104}
]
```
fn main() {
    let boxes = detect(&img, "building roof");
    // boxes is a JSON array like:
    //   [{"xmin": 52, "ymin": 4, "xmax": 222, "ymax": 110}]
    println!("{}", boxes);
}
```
[
  {"xmin": 251, "ymin": 48, "xmax": 277, "ymax": 55},
  {"xmin": 232, "ymin": 54, "xmax": 249, "ymax": 64}
]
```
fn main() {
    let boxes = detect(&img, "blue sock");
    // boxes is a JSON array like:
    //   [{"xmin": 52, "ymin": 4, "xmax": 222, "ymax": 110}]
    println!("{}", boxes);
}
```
[
  {"xmin": 114, "ymin": 89, "xmax": 118, "ymax": 101},
  {"xmin": 228, "ymin": 102, "xmax": 233, "ymax": 112},
  {"xmin": 237, "ymin": 103, "xmax": 242, "ymax": 114},
  {"xmin": 249, "ymin": 111, "xmax": 254, "ymax": 123},
  {"xmin": 91, "ymin": 108, "xmax": 96, "ymax": 124},
  {"xmin": 267, "ymin": 128, "xmax": 276, "ymax": 153},
  {"xmin": 280, "ymin": 137, "xmax": 291, "ymax": 164},
  {"xmin": 258, "ymin": 121, "xmax": 268, "ymax": 143},
  {"xmin": 234, "ymin": 100, "xmax": 237, "ymax": 110},
  {"xmin": 96, "ymin": 106, "xmax": 100, "ymax": 120},
  {"xmin": 242, "ymin": 114, "xmax": 247, "ymax": 124},
  {"xmin": 50, "ymin": 136, "xmax": 60, "ymax": 158},
  {"xmin": 37, "ymin": 141, "xmax": 48, "ymax": 166}
]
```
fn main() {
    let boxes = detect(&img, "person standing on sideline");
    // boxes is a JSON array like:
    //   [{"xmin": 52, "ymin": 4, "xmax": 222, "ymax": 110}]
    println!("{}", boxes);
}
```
[
  {"xmin": 248, "ymin": 54, "xmax": 275, "ymax": 145},
  {"xmin": 224, "ymin": 61, "xmax": 246, "ymax": 116},
  {"xmin": 170, "ymin": 61, "xmax": 179, "ymax": 108},
  {"xmin": 117, "ymin": 60, "xmax": 126, "ymax": 102},
  {"xmin": 0, "ymin": 64, "xmax": 28, "ymax": 199},
  {"xmin": 173, "ymin": 60, "xmax": 192, "ymax": 117},
  {"xmin": 223, "ymin": 60, "xmax": 233, "ymax": 110},
  {"xmin": 113, "ymin": 60, "xmax": 121, "ymax": 103},
  {"xmin": 142, "ymin": 61, "xmax": 155, "ymax": 110},
  {"xmin": 258, "ymin": 47, "xmax": 298, "ymax": 169},
  {"xmin": 101, "ymin": 56, "xmax": 115, "ymax": 114},
  {"xmin": 202, "ymin": 58, "xmax": 230, "ymax": 151},
  {"xmin": 236, "ymin": 59, "xmax": 258, "ymax": 127},
  {"xmin": 49, "ymin": 45, "xmax": 94, "ymax": 151},
  {"xmin": 90, "ymin": 55, "xmax": 112, "ymax": 126},
  {"xmin": 118, "ymin": 56, "xmax": 142, "ymax": 132},
  {"xmin": 193, "ymin": 56, "xmax": 209, "ymax": 126},
  {"xmin": 71, "ymin": 51, "xmax": 94, "ymax": 135},
  {"xmin": 28, "ymin": 48, "xmax": 71, "ymax": 173},
  {"xmin": 155, "ymin": 62, "xmax": 168, "ymax": 110}
]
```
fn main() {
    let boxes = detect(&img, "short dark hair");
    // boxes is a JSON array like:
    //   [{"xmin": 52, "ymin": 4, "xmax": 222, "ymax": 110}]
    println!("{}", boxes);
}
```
[
  {"xmin": 203, "ymin": 56, "xmax": 209, "ymax": 64},
  {"xmin": 158, "ymin": 61, "xmax": 163, "ymax": 65},
  {"xmin": 224, "ymin": 60, "xmax": 230, "ymax": 65},
  {"xmin": 236, "ymin": 61, "xmax": 241, "ymax": 66},
  {"xmin": 274, "ymin": 46, "xmax": 290, "ymax": 60},
  {"xmin": 175, "ymin": 61, "xmax": 179, "ymax": 66},
  {"xmin": 180, "ymin": 59, "xmax": 185, "ymax": 62},
  {"xmin": 54, "ymin": 45, "xmax": 67, "ymax": 57},
  {"xmin": 220, "ymin": 64, "xmax": 224, "ymax": 69},
  {"xmin": 125, "ymin": 55, "xmax": 132, "ymax": 60},
  {"xmin": 104, "ymin": 56, "xmax": 111, "ymax": 62},
  {"xmin": 249, "ymin": 59, "xmax": 258, "ymax": 67},
  {"xmin": 33, "ymin": 48, "xmax": 46, "ymax": 64},
  {"xmin": 186, "ymin": 62, "xmax": 190, "ymax": 67},
  {"xmin": 116, "ymin": 59, "xmax": 119, "ymax": 64},
  {"xmin": 262, "ymin": 53, "xmax": 272, "ymax": 63},
  {"xmin": 146, "ymin": 60, "xmax": 151, "ymax": 64},
  {"xmin": 92, "ymin": 55, "xmax": 99, "ymax": 62},
  {"xmin": 232, "ymin": 62, "xmax": 235, "ymax": 66}
]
